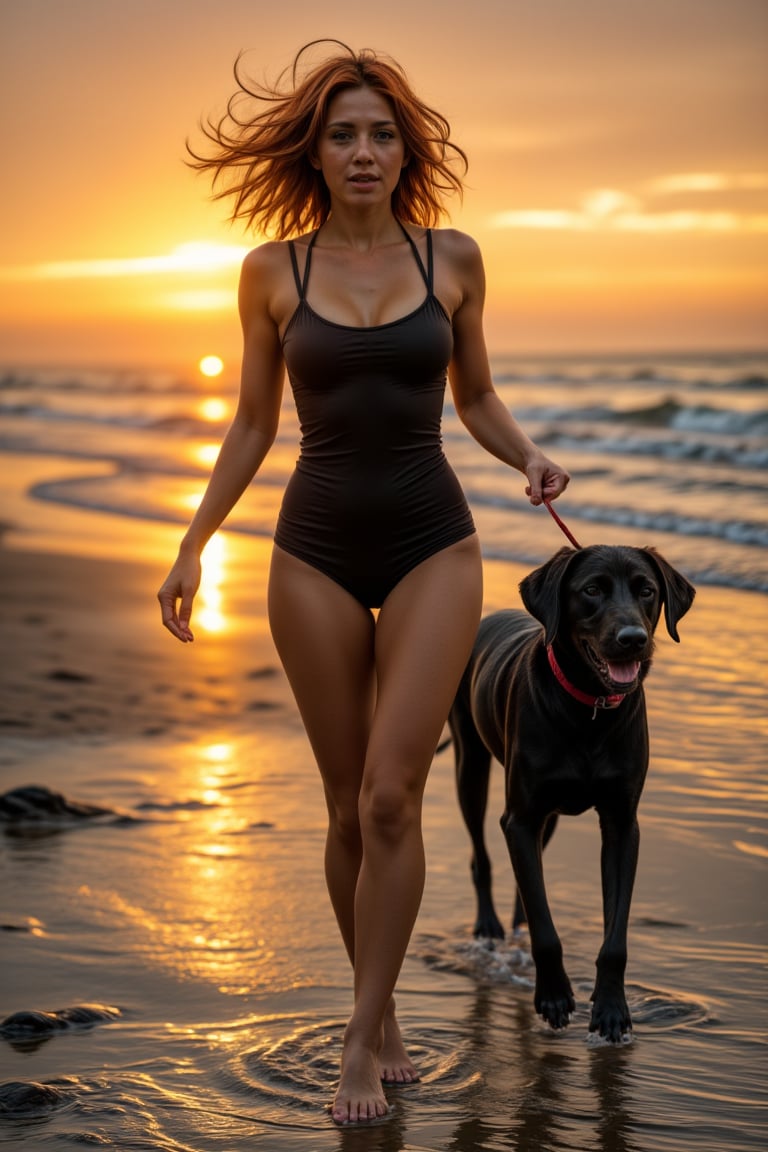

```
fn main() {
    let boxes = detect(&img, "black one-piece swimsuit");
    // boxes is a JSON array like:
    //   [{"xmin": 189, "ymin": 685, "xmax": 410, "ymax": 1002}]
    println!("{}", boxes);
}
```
[{"xmin": 275, "ymin": 224, "xmax": 476, "ymax": 609}]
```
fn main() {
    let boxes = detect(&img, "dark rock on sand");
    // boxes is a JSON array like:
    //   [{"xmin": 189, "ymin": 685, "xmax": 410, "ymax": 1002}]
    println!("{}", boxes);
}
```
[
  {"xmin": 0, "ymin": 1005, "xmax": 122, "ymax": 1052},
  {"xmin": 0, "ymin": 785, "xmax": 114, "ymax": 824},
  {"xmin": 0, "ymin": 1005, "xmax": 122, "ymax": 1037},
  {"xmin": 45, "ymin": 668, "xmax": 93, "ymax": 683},
  {"xmin": 0, "ymin": 1079, "xmax": 67, "ymax": 1116}
]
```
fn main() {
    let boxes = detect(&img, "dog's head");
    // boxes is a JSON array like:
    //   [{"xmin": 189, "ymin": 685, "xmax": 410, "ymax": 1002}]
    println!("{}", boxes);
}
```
[{"xmin": 520, "ymin": 545, "xmax": 696, "ymax": 695}]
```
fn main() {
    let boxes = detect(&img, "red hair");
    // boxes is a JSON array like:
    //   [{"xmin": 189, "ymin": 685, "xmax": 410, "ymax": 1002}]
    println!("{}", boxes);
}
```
[{"xmin": 188, "ymin": 40, "xmax": 468, "ymax": 238}]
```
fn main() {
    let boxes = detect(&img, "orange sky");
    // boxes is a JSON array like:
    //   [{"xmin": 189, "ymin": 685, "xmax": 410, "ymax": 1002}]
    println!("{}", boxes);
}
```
[{"xmin": 1, "ymin": 0, "xmax": 766, "ymax": 367}]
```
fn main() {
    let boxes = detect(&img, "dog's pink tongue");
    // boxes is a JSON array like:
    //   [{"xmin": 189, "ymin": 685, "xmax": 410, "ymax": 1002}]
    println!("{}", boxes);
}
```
[{"xmin": 607, "ymin": 660, "xmax": 640, "ymax": 684}]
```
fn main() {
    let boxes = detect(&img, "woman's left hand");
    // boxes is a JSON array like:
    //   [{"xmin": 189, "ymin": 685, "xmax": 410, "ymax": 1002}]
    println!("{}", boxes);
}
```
[{"xmin": 524, "ymin": 451, "xmax": 571, "ymax": 506}]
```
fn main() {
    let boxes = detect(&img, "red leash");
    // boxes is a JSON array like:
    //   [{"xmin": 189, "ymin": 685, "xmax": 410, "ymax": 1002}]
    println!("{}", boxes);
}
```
[{"xmin": 544, "ymin": 499, "xmax": 582, "ymax": 550}]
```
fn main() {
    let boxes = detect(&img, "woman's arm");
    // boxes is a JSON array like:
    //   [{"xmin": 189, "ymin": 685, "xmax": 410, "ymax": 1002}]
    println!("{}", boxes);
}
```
[
  {"xmin": 158, "ymin": 246, "xmax": 285, "ymax": 641},
  {"xmin": 446, "ymin": 233, "xmax": 570, "ymax": 505}
]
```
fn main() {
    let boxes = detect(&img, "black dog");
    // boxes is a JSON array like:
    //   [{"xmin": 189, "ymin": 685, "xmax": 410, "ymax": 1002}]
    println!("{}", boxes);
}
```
[{"xmin": 448, "ymin": 545, "xmax": 695, "ymax": 1042}]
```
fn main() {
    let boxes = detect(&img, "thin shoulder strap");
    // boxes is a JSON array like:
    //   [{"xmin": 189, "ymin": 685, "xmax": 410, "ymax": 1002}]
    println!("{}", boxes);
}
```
[
  {"xmin": 398, "ymin": 222, "xmax": 432, "ymax": 292},
  {"xmin": 287, "ymin": 231, "xmax": 320, "ymax": 300},
  {"xmin": 287, "ymin": 241, "xmax": 303, "ymax": 298}
]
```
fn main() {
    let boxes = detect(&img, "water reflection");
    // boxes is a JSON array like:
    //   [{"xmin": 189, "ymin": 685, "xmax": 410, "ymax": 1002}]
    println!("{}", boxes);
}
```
[
  {"xmin": 445, "ymin": 984, "xmax": 640, "ymax": 1152},
  {"xmin": 121, "ymin": 734, "xmax": 300, "ymax": 995},
  {"xmin": 589, "ymin": 1048, "xmax": 639, "ymax": 1152},
  {"xmin": 197, "ymin": 533, "xmax": 227, "ymax": 633},
  {"xmin": 194, "ymin": 442, "xmax": 220, "ymax": 467},
  {"xmin": 334, "ymin": 1112, "xmax": 407, "ymax": 1152},
  {"xmin": 197, "ymin": 396, "xmax": 230, "ymax": 422}
]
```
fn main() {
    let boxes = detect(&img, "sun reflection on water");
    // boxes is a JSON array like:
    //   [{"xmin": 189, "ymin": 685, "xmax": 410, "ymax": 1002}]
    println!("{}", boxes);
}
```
[
  {"xmin": 196, "ymin": 534, "xmax": 227, "ymax": 634},
  {"xmin": 197, "ymin": 396, "xmax": 229, "ymax": 422},
  {"xmin": 193, "ymin": 443, "xmax": 220, "ymax": 468}
]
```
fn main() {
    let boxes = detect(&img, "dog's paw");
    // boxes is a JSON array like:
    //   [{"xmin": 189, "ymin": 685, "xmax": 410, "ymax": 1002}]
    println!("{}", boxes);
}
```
[
  {"xmin": 472, "ymin": 893, "xmax": 506, "ymax": 940},
  {"xmin": 473, "ymin": 915, "xmax": 505, "ymax": 940},
  {"xmin": 535, "ymin": 980, "xmax": 575, "ymax": 1030},
  {"xmin": 588, "ymin": 997, "xmax": 632, "ymax": 1044}
]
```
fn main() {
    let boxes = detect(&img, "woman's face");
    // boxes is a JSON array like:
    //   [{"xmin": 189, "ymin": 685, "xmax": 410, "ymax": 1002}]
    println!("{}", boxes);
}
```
[{"xmin": 313, "ymin": 85, "xmax": 406, "ymax": 210}]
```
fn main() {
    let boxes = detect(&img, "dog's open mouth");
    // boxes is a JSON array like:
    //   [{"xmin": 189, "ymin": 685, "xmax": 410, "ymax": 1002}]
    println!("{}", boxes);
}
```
[{"xmin": 585, "ymin": 645, "xmax": 641, "ymax": 692}]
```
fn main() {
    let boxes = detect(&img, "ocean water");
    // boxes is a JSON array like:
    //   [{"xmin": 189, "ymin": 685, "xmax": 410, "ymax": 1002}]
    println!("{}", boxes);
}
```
[
  {"xmin": 1, "ymin": 349, "xmax": 767, "ymax": 590},
  {"xmin": 1, "ymin": 349, "xmax": 767, "ymax": 1150}
]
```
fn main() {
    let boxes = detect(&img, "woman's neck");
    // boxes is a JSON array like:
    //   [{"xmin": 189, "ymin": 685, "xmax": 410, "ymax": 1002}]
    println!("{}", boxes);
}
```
[{"xmin": 316, "ymin": 207, "xmax": 405, "ymax": 252}]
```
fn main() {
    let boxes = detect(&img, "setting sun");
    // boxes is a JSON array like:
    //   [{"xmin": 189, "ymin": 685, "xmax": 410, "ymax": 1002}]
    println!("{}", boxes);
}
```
[{"xmin": 199, "ymin": 355, "xmax": 225, "ymax": 378}]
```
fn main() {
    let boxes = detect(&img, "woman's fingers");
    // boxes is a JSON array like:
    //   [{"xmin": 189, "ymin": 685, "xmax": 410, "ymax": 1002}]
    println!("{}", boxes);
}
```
[
  {"xmin": 158, "ymin": 568, "xmax": 198, "ymax": 643},
  {"xmin": 525, "ymin": 456, "xmax": 571, "ymax": 506}
]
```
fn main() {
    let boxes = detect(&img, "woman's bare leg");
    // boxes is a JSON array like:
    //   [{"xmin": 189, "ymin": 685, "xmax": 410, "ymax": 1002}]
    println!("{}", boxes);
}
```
[
  {"xmin": 335, "ymin": 534, "xmax": 483, "ymax": 1123},
  {"xmin": 269, "ymin": 549, "xmax": 410, "ymax": 1104},
  {"xmin": 268, "ymin": 538, "xmax": 483, "ymax": 1124},
  {"xmin": 268, "ymin": 546, "xmax": 375, "ymax": 963}
]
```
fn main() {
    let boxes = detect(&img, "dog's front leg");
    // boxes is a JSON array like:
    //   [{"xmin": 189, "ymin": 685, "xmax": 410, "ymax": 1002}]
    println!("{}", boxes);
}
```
[
  {"xmin": 501, "ymin": 809, "xmax": 575, "ymax": 1029},
  {"xmin": 590, "ymin": 810, "xmax": 640, "ymax": 1042}
]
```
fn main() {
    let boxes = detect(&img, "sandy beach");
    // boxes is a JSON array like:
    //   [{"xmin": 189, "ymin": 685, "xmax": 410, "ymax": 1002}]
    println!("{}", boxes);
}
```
[{"xmin": 1, "ymin": 490, "xmax": 766, "ymax": 1150}]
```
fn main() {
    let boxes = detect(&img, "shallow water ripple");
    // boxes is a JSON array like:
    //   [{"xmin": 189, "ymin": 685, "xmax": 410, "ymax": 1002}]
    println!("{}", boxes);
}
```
[{"xmin": 228, "ymin": 1015, "xmax": 483, "ymax": 1129}]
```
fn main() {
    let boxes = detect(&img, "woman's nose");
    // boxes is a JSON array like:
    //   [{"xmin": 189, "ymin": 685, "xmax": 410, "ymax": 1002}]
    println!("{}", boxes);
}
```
[{"xmin": 353, "ymin": 136, "xmax": 374, "ymax": 161}]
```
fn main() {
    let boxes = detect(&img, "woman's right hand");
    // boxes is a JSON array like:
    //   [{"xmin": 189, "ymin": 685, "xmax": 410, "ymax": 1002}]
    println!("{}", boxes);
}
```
[{"xmin": 157, "ymin": 550, "xmax": 202, "ymax": 643}]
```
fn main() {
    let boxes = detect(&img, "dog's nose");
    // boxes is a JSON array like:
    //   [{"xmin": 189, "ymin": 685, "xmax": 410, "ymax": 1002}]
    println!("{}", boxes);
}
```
[{"xmin": 617, "ymin": 625, "xmax": 648, "ymax": 649}]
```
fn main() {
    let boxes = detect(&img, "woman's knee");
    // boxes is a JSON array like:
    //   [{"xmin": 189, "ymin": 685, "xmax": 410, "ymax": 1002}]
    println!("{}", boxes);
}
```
[
  {"xmin": 321, "ymin": 778, "xmax": 362, "ymax": 843},
  {"xmin": 358, "ymin": 772, "xmax": 423, "ymax": 846}
]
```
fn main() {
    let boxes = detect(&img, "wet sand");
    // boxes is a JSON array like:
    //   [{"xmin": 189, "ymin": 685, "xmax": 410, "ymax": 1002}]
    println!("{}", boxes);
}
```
[
  {"xmin": 1, "ymin": 520, "xmax": 766, "ymax": 1150},
  {"xmin": 0, "ymin": 537, "xmax": 290, "ymax": 742}
]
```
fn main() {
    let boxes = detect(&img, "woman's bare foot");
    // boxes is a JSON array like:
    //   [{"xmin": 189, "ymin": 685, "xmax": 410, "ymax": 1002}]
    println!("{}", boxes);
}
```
[
  {"xmin": 331, "ymin": 1035, "xmax": 389, "ymax": 1126},
  {"xmin": 379, "ymin": 1000, "xmax": 420, "ymax": 1085}
]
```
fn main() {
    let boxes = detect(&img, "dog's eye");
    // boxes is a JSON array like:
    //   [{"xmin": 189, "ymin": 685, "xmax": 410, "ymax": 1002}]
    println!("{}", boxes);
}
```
[
  {"xmin": 640, "ymin": 584, "xmax": 656, "ymax": 599},
  {"xmin": 583, "ymin": 584, "xmax": 601, "ymax": 597}
]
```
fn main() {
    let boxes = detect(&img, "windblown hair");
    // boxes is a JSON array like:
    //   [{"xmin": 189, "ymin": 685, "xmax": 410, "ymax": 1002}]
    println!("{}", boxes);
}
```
[{"xmin": 188, "ymin": 40, "xmax": 468, "ymax": 238}]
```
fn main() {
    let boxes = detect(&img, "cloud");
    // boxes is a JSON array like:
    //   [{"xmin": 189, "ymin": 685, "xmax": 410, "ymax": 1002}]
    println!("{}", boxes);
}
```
[
  {"xmin": 490, "ymin": 173, "xmax": 768, "ymax": 233},
  {"xmin": 645, "ymin": 172, "xmax": 768, "ymax": 195},
  {"xmin": 0, "ymin": 242, "xmax": 250, "ymax": 282}
]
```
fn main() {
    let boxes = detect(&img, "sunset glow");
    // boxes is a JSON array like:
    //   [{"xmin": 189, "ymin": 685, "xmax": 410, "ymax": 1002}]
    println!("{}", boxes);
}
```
[
  {"xmin": 490, "ymin": 177, "xmax": 768, "ymax": 234},
  {"xmin": 2, "ymin": 2, "xmax": 766, "ymax": 358},
  {"xmin": 3, "ymin": 243, "xmax": 250, "ymax": 282}
]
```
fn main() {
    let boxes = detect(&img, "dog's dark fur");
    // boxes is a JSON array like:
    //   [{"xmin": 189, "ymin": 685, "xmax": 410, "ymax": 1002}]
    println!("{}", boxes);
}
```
[{"xmin": 448, "ymin": 545, "xmax": 695, "ymax": 1041}]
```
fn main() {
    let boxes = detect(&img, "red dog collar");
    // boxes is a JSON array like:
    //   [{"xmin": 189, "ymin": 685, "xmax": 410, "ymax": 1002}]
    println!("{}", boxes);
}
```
[{"xmin": 546, "ymin": 644, "xmax": 625, "ymax": 719}]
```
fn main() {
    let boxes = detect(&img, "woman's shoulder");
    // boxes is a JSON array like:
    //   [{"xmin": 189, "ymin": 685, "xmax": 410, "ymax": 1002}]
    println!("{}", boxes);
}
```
[
  {"xmin": 238, "ymin": 235, "xmax": 314, "ymax": 323},
  {"xmin": 430, "ymin": 228, "xmax": 485, "ymax": 287},
  {"xmin": 431, "ymin": 226, "xmax": 483, "ymax": 265},
  {"xmin": 241, "ymin": 239, "xmax": 289, "ymax": 276},
  {"xmin": 241, "ymin": 232, "xmax": 317, "ymax": 277}
]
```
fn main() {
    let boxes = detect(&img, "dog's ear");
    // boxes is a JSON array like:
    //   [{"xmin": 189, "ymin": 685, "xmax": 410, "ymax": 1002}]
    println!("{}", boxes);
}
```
[
  {"xmin": 519, "ymin": 547, "xmax": 581, "ymax": 645},
  {"xmin": 642, "ymin": 548, "xmax": 696, "ymax": 642}
]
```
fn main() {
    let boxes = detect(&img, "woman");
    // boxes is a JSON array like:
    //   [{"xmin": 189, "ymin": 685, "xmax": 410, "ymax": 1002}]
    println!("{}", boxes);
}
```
[{"xmin": 158, "ymin": 41, "xmax": 569, "ymax": 1125}]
